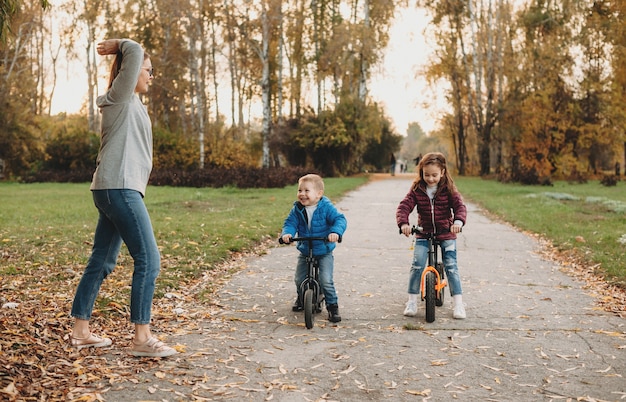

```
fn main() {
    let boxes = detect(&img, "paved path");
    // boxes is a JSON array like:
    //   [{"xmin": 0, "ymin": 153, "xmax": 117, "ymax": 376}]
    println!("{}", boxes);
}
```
[{"xmin": 106, "ymin": 176, "xmax": 625, "ymax": 401}]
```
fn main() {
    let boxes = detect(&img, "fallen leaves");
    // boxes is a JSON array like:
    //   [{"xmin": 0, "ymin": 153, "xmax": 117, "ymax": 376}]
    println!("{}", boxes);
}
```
[
  {"xmin": 0, "ymin": 241, "xmax": 261, "ymax": 401},
  {"xmin": 535, "ymin": 235, "xmax": 626, "ymax": 317}
]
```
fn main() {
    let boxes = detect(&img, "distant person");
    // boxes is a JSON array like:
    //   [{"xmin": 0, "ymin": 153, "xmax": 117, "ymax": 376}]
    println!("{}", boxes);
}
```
[
  {"xmin": 390, "ymin": 153, "xmax": 397, "ymax": 176},
  {"xmin": 396, "ymin": 152, "xmax": 468, "ymax": 319},
  {"xmin": 616, "ymin": 162, "xmax": 621, "ymax": 177},
  {"xmin": 281, "ymin": 174, "xmax": 347, "ymax": 323},
  {"xmin": 69, "ymin": 38, "xmax": 176, "ymax": 357},
  {"xmin": 413, "ymin": 153, "xmax": 422, "ymax": 168}
]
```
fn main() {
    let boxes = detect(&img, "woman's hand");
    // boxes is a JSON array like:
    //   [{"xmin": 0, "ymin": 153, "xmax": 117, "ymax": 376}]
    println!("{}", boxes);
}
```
[{"xmin": 97, "ymin": 39, "xmax": 121, "ymax": 56}]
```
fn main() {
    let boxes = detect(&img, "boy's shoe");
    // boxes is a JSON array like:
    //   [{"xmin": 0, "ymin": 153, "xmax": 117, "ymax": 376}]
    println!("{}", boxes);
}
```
[
  {"xmin": 292, "ymin": 298, "xmax": 303, "ymax": 312},
  {"xmin": 453, "ymin": 303, "xmax": 466, "ymax": 319},
  {"xmin": 327, "ymin": 304, "xmax": 341, "ymax": 323},
  {"xmin": 403, "ymin": 301, "xmax": 417, "ymax": 317}
]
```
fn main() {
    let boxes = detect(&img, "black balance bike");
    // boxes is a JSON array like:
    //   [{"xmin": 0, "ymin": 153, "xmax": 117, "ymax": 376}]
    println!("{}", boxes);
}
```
[{"xmin": 279, "ymin": 236, "xmax": 340, "ymax": 329}]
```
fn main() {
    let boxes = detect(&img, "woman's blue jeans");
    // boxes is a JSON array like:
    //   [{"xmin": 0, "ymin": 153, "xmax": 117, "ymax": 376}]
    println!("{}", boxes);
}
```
[
  {"xmin": 71, "ymin": 189, "xmax": 160, "ymax": 325},
  {"xmin": 408, "ymin": 239, "xmax": 462, "ymax": 297},
  {"xmin": 294, "ymin": 252, "xmax": 338, "ymax": 306}
]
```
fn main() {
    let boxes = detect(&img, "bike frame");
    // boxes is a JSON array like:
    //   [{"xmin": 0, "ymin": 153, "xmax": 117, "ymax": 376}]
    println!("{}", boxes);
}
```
[
  {"xmin": 407, "ymin": 226, "xmax": 447, "ymax": 301},
  {"xmin": 420, "ymin": 235, "xmax": 447, "ymax": 301},
  {"xmin": 299, "ymin": 245, "xmax": 322, "ymax": 306},
  {"xmin": 279, "ymin": 236, "xmax": 328, "ymax": 308}
]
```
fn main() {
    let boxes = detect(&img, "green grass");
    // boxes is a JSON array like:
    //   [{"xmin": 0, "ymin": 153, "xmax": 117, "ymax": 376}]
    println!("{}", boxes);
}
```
[
  {"xmin": 1, "ymin": 175, "xmax": 625, "ymax": 297},
  {"xmin": 456, "ymin": 177, "xmax": 626, "ymax": 287},
  {"xmin": 0, "ymin": 178, "xmax": 368, "ymax": 297}
]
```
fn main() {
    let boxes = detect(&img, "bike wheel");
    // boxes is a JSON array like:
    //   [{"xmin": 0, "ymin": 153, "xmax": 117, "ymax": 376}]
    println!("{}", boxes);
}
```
[
  {"xmin": 304, "ymin": 289, "xmax": 314, "ymax": 329},
  {"xmin": 425, "ymin": 271, "xmax": 436, "ymax": 323},
  {"xmin": 435, "ymin": 262, "xmax": 445, "ymax": 307}
]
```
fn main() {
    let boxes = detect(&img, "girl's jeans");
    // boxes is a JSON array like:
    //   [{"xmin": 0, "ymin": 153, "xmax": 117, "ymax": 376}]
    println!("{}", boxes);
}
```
[
  {"xmin": 71, "ymin": 189, "xmax": 160, "ymax": 325},
  {"xmin": 408, "ymin": 239, "xmax": 462, "ymax": 296},
  {"xmin": 294, "ymin": 252, "xmax": 338, "ymax": 306}
]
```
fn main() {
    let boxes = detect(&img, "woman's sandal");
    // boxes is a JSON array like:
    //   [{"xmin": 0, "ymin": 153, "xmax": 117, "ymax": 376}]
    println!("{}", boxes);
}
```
[
  {"xmin": 129, "ymin": 337, "xmax": 177, "ymax": 358},
  {"xmin": 70, "ymin": 333, "xmax": 112, "ymax": 350}
]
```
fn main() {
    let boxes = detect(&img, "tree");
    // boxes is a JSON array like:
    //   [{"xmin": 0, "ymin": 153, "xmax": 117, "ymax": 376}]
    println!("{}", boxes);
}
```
[
  {"xmin": 0, "ymin": 0, "xmax": 50, "ymax": 42},
  {"xmin": 0, "ymin": 1, "xmax": 48, "ymax": 176}
]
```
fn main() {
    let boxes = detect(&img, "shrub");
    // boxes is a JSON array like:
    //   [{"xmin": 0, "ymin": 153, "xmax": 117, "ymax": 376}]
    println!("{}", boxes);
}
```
[
  {"xmin": 149, "ymin": 166, "xmax": 311, "ymax": 188},
  {"xmin": 153, "ymin": 128, "xmax": 198, "ymax": 171},
  {"xmin": 600, "ymin": 174, "xmax": 619, "ymax": 187},
  {"xmin": 44, "ymin": 129, "xmax": 99, "ymax": 171}
]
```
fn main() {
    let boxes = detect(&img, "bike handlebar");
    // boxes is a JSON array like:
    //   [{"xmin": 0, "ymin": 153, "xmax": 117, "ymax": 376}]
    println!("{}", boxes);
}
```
[
  {"xmin": 398, "ymin": 225, "xmax": 460, "ymax": 235},
  {"xmin": 279, "ymin": 235, "xmax": 342, "ymax": 244}
]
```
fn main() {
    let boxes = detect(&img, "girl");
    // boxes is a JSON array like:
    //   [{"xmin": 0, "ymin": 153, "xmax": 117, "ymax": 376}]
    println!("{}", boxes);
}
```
[{"xmin": 396, "ymin": 152, "xmax": 468, "ymax": 319}]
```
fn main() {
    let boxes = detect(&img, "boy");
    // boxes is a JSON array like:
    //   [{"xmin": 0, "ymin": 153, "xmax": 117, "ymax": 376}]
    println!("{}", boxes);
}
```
[{"xmin": 281, "ymin": 174, "xmax": 347, "ymax": 323}]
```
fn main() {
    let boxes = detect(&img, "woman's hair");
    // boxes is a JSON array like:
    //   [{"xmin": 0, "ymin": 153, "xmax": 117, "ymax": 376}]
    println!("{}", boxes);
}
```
[
  {"xmin": 107, "ymin": 50, "xmax": 150, "ymax": 89},
  {"xmin": 299, "ymin": 173, "xmax": 325, "ymax": 192},
  {"xmin": 412, "ymin": 152, "xmax": 458, "ymax": 194}
]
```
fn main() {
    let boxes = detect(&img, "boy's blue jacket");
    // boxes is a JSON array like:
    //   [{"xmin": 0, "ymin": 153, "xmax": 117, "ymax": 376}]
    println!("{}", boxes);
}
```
[{"xmin": 281, "ymin": 196, "xmax": 347, "ymax": 256}]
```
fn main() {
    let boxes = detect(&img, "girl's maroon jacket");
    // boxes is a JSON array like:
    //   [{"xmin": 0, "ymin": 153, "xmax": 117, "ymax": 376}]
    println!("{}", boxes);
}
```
[{"xmin": 396, "ymin": 182, "xmax": 467, "ymax": 241}]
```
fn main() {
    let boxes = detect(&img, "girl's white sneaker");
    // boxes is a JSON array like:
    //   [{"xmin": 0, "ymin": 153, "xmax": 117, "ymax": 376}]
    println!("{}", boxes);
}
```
[
  {"xmin": 453, "ymin": 303, "xmax": 466, "ymax": 319},
  {"xmin": 403, "ymin": 301, "xmax": 417, "ymax": 316}
]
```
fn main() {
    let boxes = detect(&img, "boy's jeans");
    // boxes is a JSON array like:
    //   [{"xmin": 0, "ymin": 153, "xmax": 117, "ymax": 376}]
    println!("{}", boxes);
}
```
[
  {"xmin": 294, "ymin": 252, "xmax": 338, "ymax": 306},
  {"xmin": 71, "ymin": 189, "xmax": 160, "ymax": 324},
  {"xmin": 408, "ymin": 239, "xmax": 462, "ymax": 297}
]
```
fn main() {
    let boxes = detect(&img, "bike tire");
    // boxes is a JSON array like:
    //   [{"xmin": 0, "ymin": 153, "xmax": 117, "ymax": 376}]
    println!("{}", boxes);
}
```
[
  {"xmin": 425, "ymin": 271, "xmax": 436, "ymax": 323},
  {"xmin": 435, "ymin": 262, "xmax": 445, "ymax": 307},
  {"xmin": 304, "ymin": 289, "xmax": 314, "ymax": 329}
]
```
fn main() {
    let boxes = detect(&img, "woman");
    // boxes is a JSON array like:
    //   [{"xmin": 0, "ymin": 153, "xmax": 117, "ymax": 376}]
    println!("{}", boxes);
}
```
[{"xmin": 69, "ymin": 39, "xmax": 176, "ymax": 357}]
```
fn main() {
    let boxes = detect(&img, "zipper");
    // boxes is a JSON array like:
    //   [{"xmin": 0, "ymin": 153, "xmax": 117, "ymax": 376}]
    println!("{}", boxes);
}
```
[{"xmin": 430, "ymin": 197, "xmax": 436, "ymax": 234}]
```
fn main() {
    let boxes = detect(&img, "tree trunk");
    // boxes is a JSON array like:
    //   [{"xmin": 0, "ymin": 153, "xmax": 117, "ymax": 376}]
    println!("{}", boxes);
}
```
[{"xmin": 261, "ymin": 5, "xmax": 271, "ymax": 168}]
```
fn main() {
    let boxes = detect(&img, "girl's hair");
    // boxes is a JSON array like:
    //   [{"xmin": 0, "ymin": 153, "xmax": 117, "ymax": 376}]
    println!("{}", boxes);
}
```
[
  {"xmin": 299, "ymin": 173, "xmax": 325, "ymax": 192},
  {"xmin": 107, "ymin": 50, "xmax": 150, "ymax": 89},
  {"xmin": 412, "ymin": 152, "xmax": 458, "ymax": 194}
]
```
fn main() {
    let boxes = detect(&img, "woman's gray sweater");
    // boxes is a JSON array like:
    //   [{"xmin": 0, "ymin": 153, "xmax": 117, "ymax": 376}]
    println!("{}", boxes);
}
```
[{"xmin": 90, "ymin": 39, "xmax": 152, "ymax": 196}]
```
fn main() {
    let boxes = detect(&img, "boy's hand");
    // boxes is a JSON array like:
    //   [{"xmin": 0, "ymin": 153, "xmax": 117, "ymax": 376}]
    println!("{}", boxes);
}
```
[
  {"xmin": 400, "ymin": 224, "xmax": 411, "ymax": 237},
  {"xmin": 327, "ymin": 233, "xmax": 340, "ymax": 243},
  {"xmin": 451, "ymin": 224, "xmax": 462, "ymax": 234},
  {"xmin": 281, "ymin": 234, "xmax": 293, "ymax": 243}
]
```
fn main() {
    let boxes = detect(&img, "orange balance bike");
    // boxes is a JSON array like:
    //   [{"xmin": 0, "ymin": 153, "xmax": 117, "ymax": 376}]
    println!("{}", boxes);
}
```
[{"xmin": 406, "ymin": 226, "xmax": 447, "ymax": 323}]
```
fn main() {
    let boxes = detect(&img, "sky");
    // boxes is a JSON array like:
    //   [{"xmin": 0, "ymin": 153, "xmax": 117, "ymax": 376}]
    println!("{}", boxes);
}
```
[
  {"xmin": 369, "ymin": 6, "xmax": 447, "ymax": 136},
  {"xmin": 50, "ymin": 6, "xmax": 446, "ymax": 137}
]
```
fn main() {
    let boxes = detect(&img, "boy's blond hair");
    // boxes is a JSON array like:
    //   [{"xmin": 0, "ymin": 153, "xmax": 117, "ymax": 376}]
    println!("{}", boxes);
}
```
[{"xmin": 298, "ymin": 174, "xmax": 325, "ymax": 192}]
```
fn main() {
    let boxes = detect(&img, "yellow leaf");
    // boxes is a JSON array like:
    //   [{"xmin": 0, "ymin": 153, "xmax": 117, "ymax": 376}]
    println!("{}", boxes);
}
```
[
  {"xmin": 406, "ymin": 389, "xmax": 431, "ymax": 396},
  {"xmin": 594, "ymin": 330, "xmax": 625, "ymax": 337},
  {"xmin": 154, "ymin": 371, "xmax": 166, "ymax": 379},
  {"xmin": 340, "ymin": 365, "xmax": 356, "ymax": 374}
]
